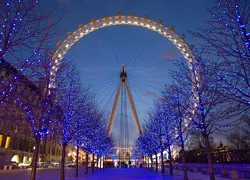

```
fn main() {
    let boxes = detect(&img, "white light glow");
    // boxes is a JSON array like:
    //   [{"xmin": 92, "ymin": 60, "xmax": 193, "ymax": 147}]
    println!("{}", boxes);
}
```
[{"xmin": 51, "ymin": 15, "xmax": 195, "ymax": 91}]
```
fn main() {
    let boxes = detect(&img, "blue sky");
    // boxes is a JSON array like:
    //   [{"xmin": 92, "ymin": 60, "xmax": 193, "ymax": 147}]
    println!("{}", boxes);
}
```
[{"xmin": 42, "ymin": 0, "xmax": 216, "ymax": 145}]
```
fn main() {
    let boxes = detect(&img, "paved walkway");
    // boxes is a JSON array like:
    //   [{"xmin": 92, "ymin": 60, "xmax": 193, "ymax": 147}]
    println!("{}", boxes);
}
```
[
  {"xmin": 0, "ymin": 167, "xmax": 231, "ymax": 180},
  {"xmin": 68, "ymin": 168, "xmax": 230, "ymax": 180}
]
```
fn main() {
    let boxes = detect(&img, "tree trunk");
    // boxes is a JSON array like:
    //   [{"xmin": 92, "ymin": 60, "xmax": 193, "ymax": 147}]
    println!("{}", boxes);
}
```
[
  {"xmin": 204, "ymin": 134, "xmax": 215, "ymax": 180},
  {"xmin": 155, "ymin": 153, "xmax": 158, "ymax": 172},
  {"xmin": 75, "ymin": 145, "xmax": 79, "ymax": 177},
  {"xmin": 181, "ymin": 143, "xmax": 188, "ymax": 180},
  {"xmin": 100, "ymin": 156, "xmax": 102, "ymax": 170},
  {"xmin": 96, "ymin": 156, "xmax": 99, "ymax": 172},
  {"xmin": 85, "ymin": 153, "xmax": 89, "ymax": 174},
  {"xmin": 30, "ymin": 136, "xmax": 40, "ymax": 180},
  {"xmin": 60, "ymin": 143, "xmax": 67, "ymax": 180},
  {"xmin": 161, "ymin": 151, "xmax": 164, "ymax": 173},
  {"xmin": 168, "ymin": 145, "xmax": 173, "ymax": 176},
  {"xmin": 92, "ymin": 154, "xmax": 95, "ymax": 173},
  {"xmin": 102, "ymin": 157, "xmax": 105, "ymax": 169},
  {"xmin": 150, "ymin": 154, "xmax": 153, "ymax": 171}
]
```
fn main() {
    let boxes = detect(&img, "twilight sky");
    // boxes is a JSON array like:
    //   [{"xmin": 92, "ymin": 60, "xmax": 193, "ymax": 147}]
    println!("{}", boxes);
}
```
[{"xmin": 41, "ymin": 0, "xmax": 216, "ymax": 145}]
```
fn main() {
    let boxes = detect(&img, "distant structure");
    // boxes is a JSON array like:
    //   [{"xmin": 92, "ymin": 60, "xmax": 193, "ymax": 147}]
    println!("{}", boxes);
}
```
[{"xmin": 107, "ymin": 64, "xmax": 142, "ymax": 166}]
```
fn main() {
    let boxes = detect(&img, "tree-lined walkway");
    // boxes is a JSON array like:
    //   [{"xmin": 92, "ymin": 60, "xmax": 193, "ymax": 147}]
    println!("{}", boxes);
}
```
[
  {"xmin": 0, "ymin": 167, "xmax": 232, "ymax": 180},
  {"xmin": 78, "ymin": 168, "xmax": 231, "ymax": 180},
  {"xmin": 83, "ymin": 168, "xmax": 166, "ymax": 180}
]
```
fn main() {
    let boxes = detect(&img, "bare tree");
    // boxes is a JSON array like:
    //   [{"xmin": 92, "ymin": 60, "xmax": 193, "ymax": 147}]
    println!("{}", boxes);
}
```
[
  {"xmin": 185, "ymin": 129, "xmax": 217, "ymax": 151},
  {"xmin": 0, "ymin": 0, "xmax": 58, "ymax": 59},
  {"xmin": 0, "ymin": 0, "xmax": 58, "ymax": 103},
  {"xmin": 240, "ymin": 114, "xmax": 250, "ymax": 142},
  {"xmin": 143, "ymin": 107, "xmax": 165, "ymax": 173},
  {"xmin": 227, "ymin": 131, "xmax": 248, "ymax": 150},
  {"xmin": 15, "ymin": 49, "xmax": 60, "ymax": 180},
  {"xmin": 161, "ymin": 85, "xmax": 190, "ymax": 180},
  {"xmin": 0, "ymin": 4, "xmax": 59, "ymax": 178},
  {"xmin": 171, "ymin": 57, "xmax": 239, "ymax": 180},
  {"xmin": 194, "ymin": 0, "xmax": 250, "ymax": 110},
  {"xmin": 54, "ymin": 63, "xmax": 83, "ymax": 180},
  {"xmin": 72, "ymin": 88, "xmax": 96, "ymax": 177},
  {"xmin": 80, "ymin": 107, "xmax": 112, "ymax": 174}
]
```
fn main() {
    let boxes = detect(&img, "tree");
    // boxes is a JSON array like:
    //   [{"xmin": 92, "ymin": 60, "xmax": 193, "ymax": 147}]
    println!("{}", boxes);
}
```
[
  {"xmin": 227, "ymin": 130, "xmax": 248, "ymax": 150},
  {"xmin": 171, "ymin": 57, "xmax": 239, "ymax": 180},
  {"xmin": 161, "ymin": 85, "xmax": 190, "ymax": 180},
  {"xmin": 26, "ymin": 49, "xmax": 60, "ymax": 180},
  {"xmin": 0, "ymin": 53, "xmax": 59, "ymax": 180},
  {"xmin": 240, "ymin": 114, "xmax": 250, "ymax": 143},
  {"xmin": 143, "ymin": 107, "xmax": 165, "ymax": 173},
  {"xmin": 226, "ymin": 114, "xmax": 250, "ymax": 149},
  {"xmin": 132, "ymin": 141, "xmax": 144, "ymax": 168},
  {"xmin": 0, "ymin": 2, "xmax": 58, "ymax": 178},
  {"xmin": 72, "ymin": 88, "xmax": 96, "ymax": 177},
  {"xmin": 194, "ymin": 0, "xmax": 250, "ymax": 110},
  {"xmin": 55, "ymin": 63, "xmax": 84, "ymax": 180},
  {"xmin": 156, "ymin": 98, "xmax": 181, "ymax": 176},
  {"xmin": 135, "ymin": 125, "xmax": 159, "ymax": 171},
  {"xmin": 78, "ymin": 104, "xmax": 112, "ymax": 174},
  {"xmin": 185, "ymin": 129, "xmax": 217, "ymax": 151},
  {"xmin": 88, "ymin": 112, "xmax": 111, "ymax": 173},
  {"xmin": 0, "ymin": 0, "xmax": 58, "ymax": 103}
]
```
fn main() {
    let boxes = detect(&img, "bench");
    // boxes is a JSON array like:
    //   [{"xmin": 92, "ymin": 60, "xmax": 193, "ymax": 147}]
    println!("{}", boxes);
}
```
[
  {"xmin": 221, "ymin": 169, "xmax": 229, "ymax": 178},
  {"xmin": 3, "ymin": 165, "xmax": 12, "ymax": 170},
  {"xmin": 228, "ymin": 170, "xmax": 238, "ymax": 179}
]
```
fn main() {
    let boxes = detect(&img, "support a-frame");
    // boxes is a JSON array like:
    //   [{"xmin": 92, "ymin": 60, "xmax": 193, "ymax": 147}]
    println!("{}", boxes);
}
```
[{"xmin": 107, "ymin": 64, "xmax": 142, "ymax": 136}]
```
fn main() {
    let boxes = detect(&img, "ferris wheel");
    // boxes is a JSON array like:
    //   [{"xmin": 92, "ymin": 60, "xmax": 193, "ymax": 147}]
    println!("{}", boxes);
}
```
[{"xmin": 50, "ymin": 13, "xmax": 196, "ymax": 151}]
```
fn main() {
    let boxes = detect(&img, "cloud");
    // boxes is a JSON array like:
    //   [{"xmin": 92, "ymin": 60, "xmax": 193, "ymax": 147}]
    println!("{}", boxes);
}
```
[
  {"xmin": 164, "ymin": 51, "xmax": 176, "ymax": 59},
  {"xmin": 163, "ymin": 49, "xmax": 180, "ymax": 60},
  {"xmin": 144, "ymin": 91, "xmax": 156, "ymax": 97}
]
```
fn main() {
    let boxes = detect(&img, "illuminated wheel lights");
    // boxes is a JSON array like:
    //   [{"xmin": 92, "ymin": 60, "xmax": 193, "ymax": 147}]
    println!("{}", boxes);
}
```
[
  {"xmin": 50, "ymin": 15, "xmax": 197, "ymax": 131},
  {"xmin": 51, "ymin": 15, "xmax": 195, "ymax": 88}
]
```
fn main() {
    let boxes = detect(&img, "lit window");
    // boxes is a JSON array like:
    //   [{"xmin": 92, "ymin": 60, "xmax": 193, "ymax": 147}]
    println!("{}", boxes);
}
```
[
  {"xmin": 0, "ymin": 134, "xmax": 3, "ymax": 147},
  {"xmin": 5, "ymin": 136, "xmax": 11, "ymax": 148}
]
